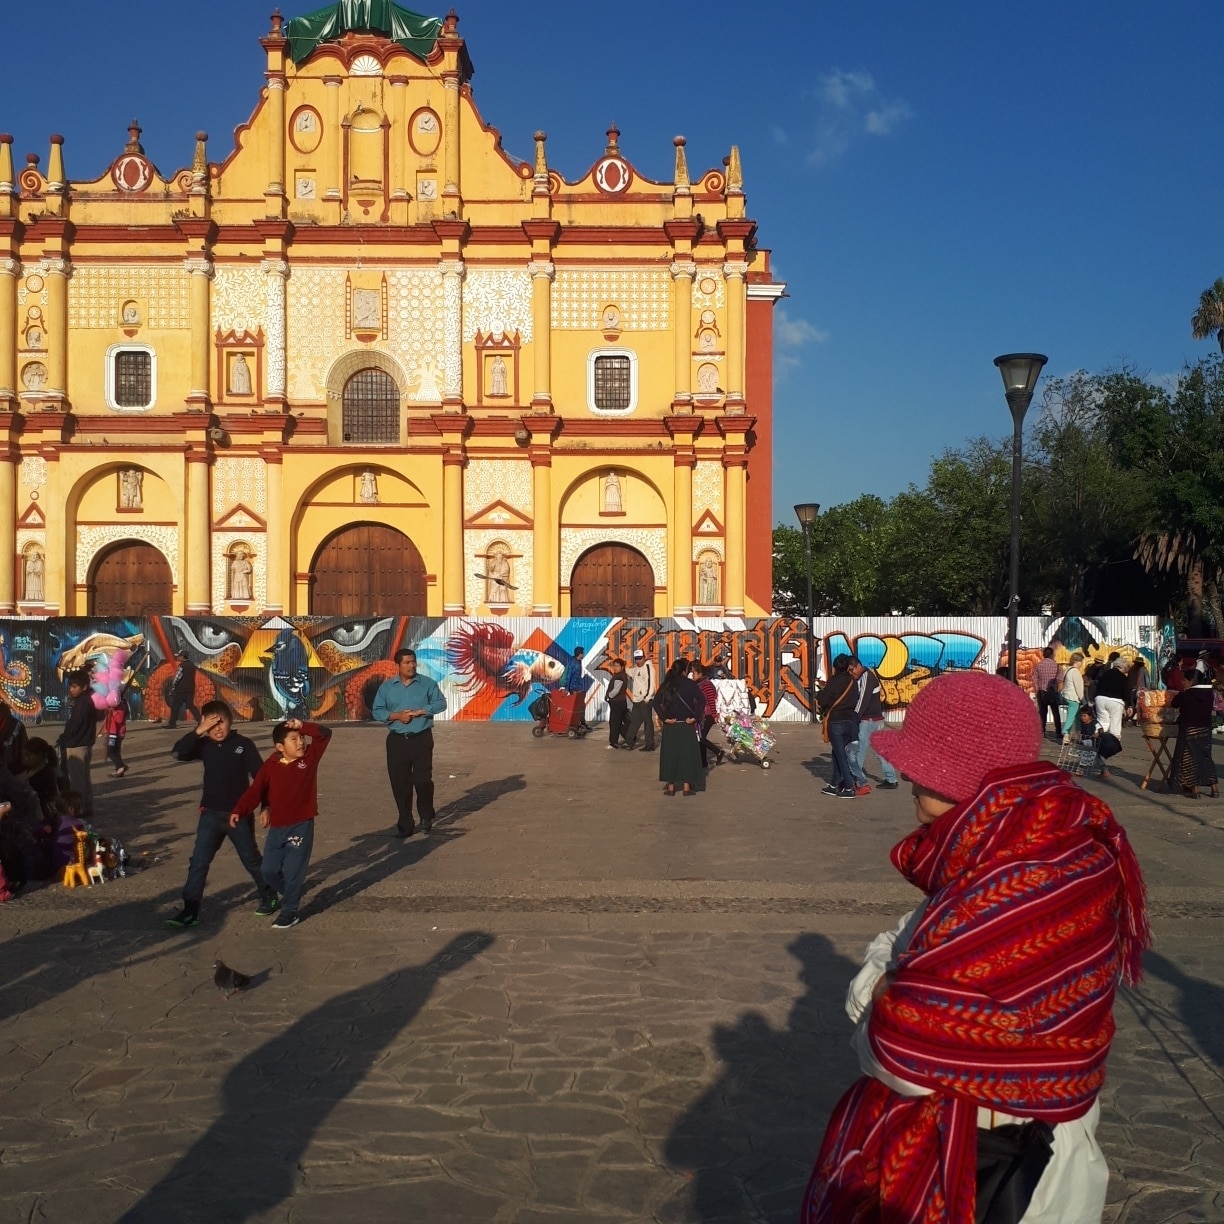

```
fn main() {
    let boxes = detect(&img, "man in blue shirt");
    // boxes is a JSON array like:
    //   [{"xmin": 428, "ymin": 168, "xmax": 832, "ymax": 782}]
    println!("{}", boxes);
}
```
[{"xmin": 372, "ymin": 648, "xmax": 448, "ymax": 838}]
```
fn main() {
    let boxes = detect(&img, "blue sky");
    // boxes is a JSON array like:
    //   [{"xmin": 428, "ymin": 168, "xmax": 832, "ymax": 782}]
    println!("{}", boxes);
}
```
[{"xmin": 4, "ymin": 2, "xmax": 1222, "ymax": 522}]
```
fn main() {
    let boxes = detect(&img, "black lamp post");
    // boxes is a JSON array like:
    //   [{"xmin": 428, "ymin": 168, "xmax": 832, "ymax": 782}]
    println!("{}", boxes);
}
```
[
  {"xmin": 993, "ymin": 353, "xmax": 1048, "ymax": 684},
  {"xmin": 794, "ymin": 502, "xmax": 821, "ymax": 722}
]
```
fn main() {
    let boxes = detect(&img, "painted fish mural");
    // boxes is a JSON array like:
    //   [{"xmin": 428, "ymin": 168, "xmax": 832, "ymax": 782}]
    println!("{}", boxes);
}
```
[{"xmin": 445, "ymin": 622, "xmax": 566, "ymax": 704}]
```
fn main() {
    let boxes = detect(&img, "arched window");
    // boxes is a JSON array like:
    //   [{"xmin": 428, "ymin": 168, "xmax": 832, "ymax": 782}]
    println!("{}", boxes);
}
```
[{"xmin": 342, "ymin": 368, "xmax": 399, "ymax": 443}]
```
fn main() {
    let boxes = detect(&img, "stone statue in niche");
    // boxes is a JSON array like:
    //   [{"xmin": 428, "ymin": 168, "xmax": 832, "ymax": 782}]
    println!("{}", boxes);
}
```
[
  {"xmin": 119, "ymin": 468, "xmax": 143, "ymax": 510},
  {"xmin": 485, "ymin": 545, "xmax": 513, "ymax": 604},
  {"xmin": 697, "ymin": 363, "xmax": 720, "ymax": 394},
  {"xmin": 603, "ymin": 470, "xmax": 623, "ymax": 514},
  {"xmin": 22, "ymin": 549, "xmax": 44, "ymax": 603},
  {"xmin": 21, "ymin": 362, "xmax": 46, "ymax": 392},
  {"xmin": 352, "ymin": 288, "xmax": 380, "ymax": 331},
  {"xmin": 121, "ymin": 302, "xmax": 140, "ymax": 326},
  {"xmin": 699, "ymin": 328, "xmax": 717, "ymax": 352},
  {"xmin": 413, "ymin": 357, "xmax": 442, "ymax": 402},
  {"xmin": 227, "ymin": 545, "xmax": 254, "ymax": 602},
  {"xmin": 229, "ymin": 353, "xmax": 253, "ymax": 396},
  {"xmin": 360, "ymin": 470, "xmax": 379, "ymax": 504},
  {"xmin": 296, "ymin": 110, "xmax": 317, "ymax": 133},
  {"xmin": 25, "ymin": 326, "xmax": 42, "ymax": 349},
  {"xmin": 698, "ymin": 556, "xmax": 720, "ymax": 606},
  {"xmin": 489, "ymin": 355, "xmax": 508, "ymax": 398}
]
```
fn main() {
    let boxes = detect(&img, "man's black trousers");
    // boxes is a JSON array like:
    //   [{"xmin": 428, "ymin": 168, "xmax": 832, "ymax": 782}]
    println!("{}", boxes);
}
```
[{"xmin": 386, "ymin": 730, "xmax": 436, "ymax": 834}]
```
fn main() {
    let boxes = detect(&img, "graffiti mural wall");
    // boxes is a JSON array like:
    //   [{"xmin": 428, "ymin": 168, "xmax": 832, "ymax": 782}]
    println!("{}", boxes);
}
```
[{"xmin": 1, "ymin": 613, "xmax": 1163, "ymax": 725}]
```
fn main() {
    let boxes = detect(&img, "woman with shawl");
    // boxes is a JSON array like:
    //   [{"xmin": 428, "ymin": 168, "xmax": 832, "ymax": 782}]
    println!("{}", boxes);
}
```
[
  {"xmin": 803, "ymin": 669, "xmax": 1150, "ymax": 1224},
  {"xmin": 1170, "ymin": 668, "xmax": 1218, "ymax": 799},
  {"xmin": 652, "ymin": 658, "xmax": 706, "ymax": 796}
]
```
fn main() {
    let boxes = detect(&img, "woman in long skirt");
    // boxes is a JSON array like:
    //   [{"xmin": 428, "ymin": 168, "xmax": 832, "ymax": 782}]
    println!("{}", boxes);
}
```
[
  {"xmin": 1171, "ymin": 678, "xmax": 1218, "ymax": 798},
  {"xmin": 653, "ymin": 659, "xmax": 706, "ymax": 796}
]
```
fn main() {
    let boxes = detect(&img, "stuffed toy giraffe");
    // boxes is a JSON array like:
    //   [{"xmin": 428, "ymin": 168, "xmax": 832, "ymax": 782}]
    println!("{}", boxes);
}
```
[{"xmin": 62, "ymin": 828, "xmax": 92, "ymax": 888}]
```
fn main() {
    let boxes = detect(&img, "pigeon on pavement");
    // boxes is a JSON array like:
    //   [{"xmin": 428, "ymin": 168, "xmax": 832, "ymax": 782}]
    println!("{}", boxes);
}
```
[{"xmin": 213, "ymin": 959, "xmax": 252, "ymax": 1000}]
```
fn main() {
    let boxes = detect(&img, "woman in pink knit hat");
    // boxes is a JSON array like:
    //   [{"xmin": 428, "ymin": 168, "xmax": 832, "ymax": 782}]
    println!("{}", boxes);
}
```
[{"xmin": 803, "ymin": 668, "xmax": 1150, "ymax": 1224}]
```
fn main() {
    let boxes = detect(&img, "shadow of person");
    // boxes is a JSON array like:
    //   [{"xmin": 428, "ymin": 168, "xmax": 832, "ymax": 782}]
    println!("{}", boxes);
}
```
[
  {"xmin": 664, "ymin": 931, "xmax": 864, "ymax": 1223},
  {"xmin": 117, "ymin": 931, "xmax": 494, "ymax": 1224},
  {"xmin": 1140, "ymin": 950, "xmax": 1224, "ymax": 1068}
]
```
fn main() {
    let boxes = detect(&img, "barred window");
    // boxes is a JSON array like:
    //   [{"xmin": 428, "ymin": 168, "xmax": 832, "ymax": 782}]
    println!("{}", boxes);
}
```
[
  {"xmin": 114, "ymin": 350, "xmax": 152, "ymax": 408},
  {"xmin": 592, "ymin": 354, "xmax": 632, "ymax": 412},
  {"xmin": 342, "ymin": 368, "xmax": 400, "ymax": 444}
]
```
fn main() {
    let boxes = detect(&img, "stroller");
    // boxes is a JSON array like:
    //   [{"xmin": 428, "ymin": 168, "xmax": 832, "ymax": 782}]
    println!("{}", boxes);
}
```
[
  {"xmin": 529, "ymin": 689, "xmax": 590, "ymax": 739},
  {"xmin": 714, "ymin": 678, "xmax": 775, "ymax": 768}
]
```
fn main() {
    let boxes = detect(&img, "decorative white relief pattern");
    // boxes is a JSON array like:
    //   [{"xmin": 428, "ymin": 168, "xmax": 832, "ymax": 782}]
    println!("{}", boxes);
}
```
[
  {"xmin": 693, "ymin": 461, "xmax": 724, "ymax": 519},
  {"xmin": 463, "ymin": 459, "xmax": 532, "ymax": 517},
  {"xmin": 212, "ymin": 458, "xmax": 268, "ymax": 517},
  {"xmin": 440, "ymin": 262, "xmax": 464, "ymax": 398},
  {"xmin": 67, "ymin": 265, "xmax": 188, "ymax": 329},
  {"xmin": 264, "ymin": 262, "xmax": 288, "ymax": 397},
  {"xmin": 463, "ymin": 269, "xmax": 533, "ymax": 342},
  {"xmin": 212, "ymin": 532, "xmax": 266, "ymax": 610},
  {"xmin": 552, "ymin": 268, "xmax": 670, "ymax": 331},
  {"xmin": 77, "ymin": 525, "xmax": 179, "ymax": 585},
  {"xmin": 211, "ymin": 266, "xmax": 267, "ymax": 333},
  {"xmin": 19, "ymin": 455, "xmax": 47, "ymax": 494},
  {"xmin": 693, "ymin": 539, "xmax": 724, "ymax": 562},
  {"xmin": 560, "ymin": 528, "xmax": 667, "ymax": 586},
  {"xmin": 691, "ymin": 272, "xmax": 726, "ymax": 312},
  {"xmin": 286, "ymin": 266, "xmax": 446, "ymax": 402},
  {"xmin": 464, "ymin": 529, "xmax": 533, "ymax": 613}
]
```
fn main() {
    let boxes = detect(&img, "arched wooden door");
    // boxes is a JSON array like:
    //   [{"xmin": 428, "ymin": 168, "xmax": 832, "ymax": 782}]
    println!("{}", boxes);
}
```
[
  {"xmin": 310, "ymin": 523, "xmax": 427, "ymax": 616},
  {"xmin": 570, "ymin": 544, "xmax": 655, "ymax": 617},
  {"xmin": 89, "ymin": 542, "xmax": 174, "ymax": 615}
]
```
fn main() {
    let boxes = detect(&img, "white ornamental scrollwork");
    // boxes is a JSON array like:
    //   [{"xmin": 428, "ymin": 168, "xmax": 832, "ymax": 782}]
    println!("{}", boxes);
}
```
[
  {"xmin": 722, "ymin": 260, "xmax": 749, "ymax": 280},
  {"xmin": 77, "ymin": 525, "xmax": 179, "ymax": 585},
  {"xmin": 439, "ymin": 259, "xmax": 464, "ymax": 399},
  {"xmin": 262, "ymin": 259, "xmax": 290, "ymax": 398},
  {"xmin": 560, "ymin": 527, "xmax": 666, "ymax": 586},
  {"xmin": 670, "ymin": 260, "xmax": 697, "ymax": 281}
]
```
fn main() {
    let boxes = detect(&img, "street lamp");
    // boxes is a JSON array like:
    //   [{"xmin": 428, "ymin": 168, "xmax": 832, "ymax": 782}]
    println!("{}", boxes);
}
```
[
  {"xmin": 794, "ymin": 502, "xmax": 821, "ymax": 722},
  {"xmin": 993, "ymin": 353, "xmax": 1048, "ymax": 684}
]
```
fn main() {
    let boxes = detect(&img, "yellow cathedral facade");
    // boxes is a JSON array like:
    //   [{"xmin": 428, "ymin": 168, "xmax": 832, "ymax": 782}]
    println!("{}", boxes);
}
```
[{"xmin": 0, "ymin": 4, "xmax": 782, "ymax": 620}]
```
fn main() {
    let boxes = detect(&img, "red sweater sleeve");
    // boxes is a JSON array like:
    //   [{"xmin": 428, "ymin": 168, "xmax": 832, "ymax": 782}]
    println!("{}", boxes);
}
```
[{"xmin": 232, "ymin": 759, "xmax": 273, "ymax": 817}]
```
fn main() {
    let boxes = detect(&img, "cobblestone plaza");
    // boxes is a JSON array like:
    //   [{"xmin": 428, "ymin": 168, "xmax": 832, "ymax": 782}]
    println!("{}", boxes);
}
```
[{"xmin": 1, "ymin": 723, "xmax": 1220, "ymax": 1222}]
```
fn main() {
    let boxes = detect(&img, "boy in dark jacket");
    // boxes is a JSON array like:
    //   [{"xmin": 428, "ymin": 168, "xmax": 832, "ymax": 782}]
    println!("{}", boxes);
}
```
[
  {"xmin": 60, "ymin": 670, "xmax": 99, "ymax": 817},
  {"xmin": 167, "ymin": 700, "xmax": 274, "ymax": 929},
  {"xmin": 229, "ymin": 718, "xmax": 332, "ymax": 930}
]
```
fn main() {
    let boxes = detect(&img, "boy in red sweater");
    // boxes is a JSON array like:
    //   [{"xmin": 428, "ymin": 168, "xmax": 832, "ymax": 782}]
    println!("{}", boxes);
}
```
[{"xmin": 229, "ymin": 717, "xmax": 331, "ymax": 930}]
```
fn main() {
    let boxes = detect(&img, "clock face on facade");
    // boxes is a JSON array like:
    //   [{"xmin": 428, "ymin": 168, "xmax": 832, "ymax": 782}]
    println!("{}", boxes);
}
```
[
  {"xmin": 111, "ymin": 154, "xmax": 153, "ymax": 193},
  {"xmin": 593, "ymin": 156, "xmax": 632, "ymax": 194}
]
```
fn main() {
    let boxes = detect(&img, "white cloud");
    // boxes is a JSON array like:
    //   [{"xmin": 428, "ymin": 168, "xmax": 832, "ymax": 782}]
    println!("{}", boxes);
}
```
[
  {"xmin": 807, "ymin": 68, "xmax": 912, "ymax": 167},
  {"xmin": 775, "ymin": 308, "xmax": 828, "ymax": 374},
  {"xmin": 772, "ymin": 126, "xmax": 789, "ymax": 146}
]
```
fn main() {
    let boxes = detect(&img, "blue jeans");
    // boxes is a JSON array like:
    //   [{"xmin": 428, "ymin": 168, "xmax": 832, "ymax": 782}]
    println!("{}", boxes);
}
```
[
  {"xmin": 855, "ymin": 719, "xmax": 898, "ymax": 784},
  {"xmin": 828, "ymin": 718, "xmax": 865, "ymax": 790},
  {"xmin": 182, "ymin": 808, "xmax": 272, "ymax": 913},
  {"xmin": 262, "ymin": 820, "xmax": 315, "ymax": 916}
]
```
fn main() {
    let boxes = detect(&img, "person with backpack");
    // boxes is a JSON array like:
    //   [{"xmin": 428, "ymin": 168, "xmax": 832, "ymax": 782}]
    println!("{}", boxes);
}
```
[
  {"xmin": 103, "ymin": 695, "xmax": 129, "ymax": 777},
  {"xmin": 1031, "ymin": 646, "xmax": 1064, "ymax": 741}
]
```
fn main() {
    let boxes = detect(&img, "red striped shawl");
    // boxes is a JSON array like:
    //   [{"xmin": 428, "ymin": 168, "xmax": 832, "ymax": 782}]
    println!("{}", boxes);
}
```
[{"xmin": 803, "ymin": 762, "xmax": 1150, "ymax": 1224}]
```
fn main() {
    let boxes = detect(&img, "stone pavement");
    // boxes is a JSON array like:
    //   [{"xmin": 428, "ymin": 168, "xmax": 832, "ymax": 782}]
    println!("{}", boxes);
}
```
[{"xmin": 0, "ymin": 721, "xmax": 1221, "ymax": 1223}]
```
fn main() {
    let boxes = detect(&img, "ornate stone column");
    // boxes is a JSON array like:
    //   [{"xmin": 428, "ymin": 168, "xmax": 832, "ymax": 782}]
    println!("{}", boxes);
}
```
[
  {"xmin": 723, "ymin": 257, "xmax": 748, "ymax": 407},
  {"xmin": 526, "ymin": 417, "xmax": 559, "ymax": 614},
  {"xmin": 185, "ymin": 448, "xmax": 211, "ymax": 613},
  {"xmin": 184, "ymin": 256, "xmax": 213, "ymax": 407},
  {"xmin": 528, "ymin": 259, "xmax": 554, "ymax": 410},
  {"xmin": 670, "ymin": 258, "xmax": 696, "ymax": 408},
  {"xmin": 42, "ymin": 256, "xmax": 70, "ymax": 404},
  {"xmin": 0, "ymin": 256, "xmax": 16, "ymax": 409},
  {"xmin": 0, "ymin": 445, "xmax": 15, "ymax": 613},
  {"xmin": 323, "ymin": 77, "xmax": 343, "ymax": 200},
  {"xmin": 442, "ymin": 450, "xmax": 465, "ymax": 614},
  {"xmin": 442, "ymin": 73, "xmax": 461, "ymax": 206},
  {"xmin": 261, "ymin": 14, "xmax": 287, "ymax": 216},
  {"xmin": 262, "ymin": 447, "xmax": 284, "ymax": 613},
  {"xmin": 718, "ymin": 415, "xmax": 754, "ymax": 616},
  {"xmin": 667, "ymin": 417, "xmax": 699, "ymax": 617},
  {"xmin": 262, "ymin": 258, "xmax": 289, "ymax": 409},
  {"xmin": 439, "ymin": 257, "xmax": 464, "ymax": 407}
]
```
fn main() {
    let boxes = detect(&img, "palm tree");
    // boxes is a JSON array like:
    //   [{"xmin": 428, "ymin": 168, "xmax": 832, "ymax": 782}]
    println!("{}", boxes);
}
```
[{"xmin": 1190, "ymin": 278, "xmax": 1224, "ymax": 352}]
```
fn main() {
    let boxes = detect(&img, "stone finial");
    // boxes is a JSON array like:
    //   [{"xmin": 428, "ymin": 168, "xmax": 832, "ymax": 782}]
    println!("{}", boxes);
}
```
[
  {"xmin": 25, "ymin": 153, "xmax": 40, "ymax": 168},
  {"xmin": 533, "ymin": 131, "xmax": 548, "ymax": 178},
  {"xmin": 673, "ymin": 135, "xmax": 689, "ymax": 191},
  {"xmin": 0, "ymin": 134, "xmax": 12, "ymax": 191},
  {"xmin": 727, "ymin": 145, "xmax": 743, "ymax": 193},
  {"xmin": 605, "ymin": 123, "xmax": 620, "ymax": 154},
  {"xmin": 46, "ymin": 135, "xmax": 65, "ymax": 190},
  {"xmin": 126, "ymin": 120, "xmax": 144, "ymax": 154},
  {"xmin": 269, "ymin": 9, "xmax": 283, "ymax": 34},
  {"xmin": 442, "ymin": 9, "xmax": 460, "ymax": 39},
  {"xmin": 193, "ymin": 132, "xmax": 208, "ymax": 176}
]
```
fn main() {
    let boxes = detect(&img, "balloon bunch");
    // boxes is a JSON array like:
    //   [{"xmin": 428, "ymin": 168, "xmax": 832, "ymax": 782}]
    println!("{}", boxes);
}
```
[{"xmin": 90, "ymin": 648, "xmax": 131, "ymax": 711}]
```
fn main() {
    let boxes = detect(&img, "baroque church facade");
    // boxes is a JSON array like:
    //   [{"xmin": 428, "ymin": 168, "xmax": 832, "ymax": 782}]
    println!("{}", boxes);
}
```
[{"xmin": 0, "ymin": 4, "xmax": 781, "ymax": 620}]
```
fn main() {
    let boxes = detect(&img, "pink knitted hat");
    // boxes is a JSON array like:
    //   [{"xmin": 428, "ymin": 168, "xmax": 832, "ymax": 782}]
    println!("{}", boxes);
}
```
[{"xmin": 871, "ymin": 670, "xmax": 1043, "ymax": 802}]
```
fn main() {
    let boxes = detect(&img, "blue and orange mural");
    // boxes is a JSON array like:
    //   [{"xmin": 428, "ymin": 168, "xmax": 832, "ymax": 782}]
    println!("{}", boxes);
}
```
[{"xmin": 0, "ymin": 613, "xmax": 1164, "ymax": 725}]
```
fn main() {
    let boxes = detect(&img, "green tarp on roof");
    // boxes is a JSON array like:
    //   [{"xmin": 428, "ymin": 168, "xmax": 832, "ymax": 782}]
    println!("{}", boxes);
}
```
[{"xmin": 285, "ymin": 1, "xmax": 443, "ymax": 64}]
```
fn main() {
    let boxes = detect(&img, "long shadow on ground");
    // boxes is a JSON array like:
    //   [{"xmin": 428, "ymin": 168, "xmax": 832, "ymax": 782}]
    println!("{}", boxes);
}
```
[
  {"xmin": 665, "ymin": 932, "xmax": 863, "ymax": 1223},
  {"xmin": 117, "ymin": 932, "xmax": 494, "ymax": 1223}
]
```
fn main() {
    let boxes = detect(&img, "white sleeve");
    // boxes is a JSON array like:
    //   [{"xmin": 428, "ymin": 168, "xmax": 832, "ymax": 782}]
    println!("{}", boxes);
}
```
[{"xmin": 846, "ymin": 905, "xmax": 922, "ymax": 1023}]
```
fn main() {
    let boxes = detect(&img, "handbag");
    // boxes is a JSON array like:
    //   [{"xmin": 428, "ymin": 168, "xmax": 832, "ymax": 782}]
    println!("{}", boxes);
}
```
[
  {"xmin": 819, "ymin": 680, "xmax": 853, "ymax": 744},
  {"xmin": 976, "ymin": 1119, "xmax": 1055, "ymax": 1224}
]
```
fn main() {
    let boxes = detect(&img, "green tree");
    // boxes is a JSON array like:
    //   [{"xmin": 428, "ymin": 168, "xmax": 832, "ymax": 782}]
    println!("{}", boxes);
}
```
[{"xmin": 1191, "ymin": 278, "xmax": 1224, "ymax": 354}]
